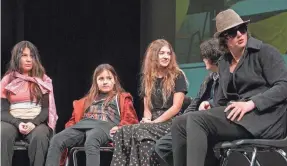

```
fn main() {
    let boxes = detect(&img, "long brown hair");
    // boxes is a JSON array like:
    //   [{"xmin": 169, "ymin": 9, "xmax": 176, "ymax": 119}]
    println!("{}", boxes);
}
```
[
  {"xmin": 84, "ymin": 64, "xmax": 124, "ymax": 110},
  {"xmin": 140, "ymin": 39, "xmax": 183, "ymax": 109},
  {"xmin": 5, "ymin": 41, "xmax": 45, "ymax": 103}
]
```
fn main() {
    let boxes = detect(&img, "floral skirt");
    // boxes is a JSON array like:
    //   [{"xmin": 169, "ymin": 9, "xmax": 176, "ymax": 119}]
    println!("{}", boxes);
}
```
[{"xmin": 111, "ymin": 121, "xmax": 172, "ymax": 166}]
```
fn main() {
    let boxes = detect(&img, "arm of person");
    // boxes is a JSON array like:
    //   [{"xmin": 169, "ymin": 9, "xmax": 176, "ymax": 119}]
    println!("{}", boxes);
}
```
[
  {"xmin": 153, "ymin": 92, "xmax": 185, "ymax": 123},
  {"xmin": 184, "ymin": 75, "xmax": 210, "ymax": 113},
  {"xmin": 1, "ymin": 75, "xmax": 22, "ymax": 127},
  {"xmin": 250, "ymin": 44, "xmax": 287, "ymax": 111},
  {"xmin": 31, "ymin": 93, "xmax": 49, "ymax": 125},
  {"xmin": 142, "ymin": 97, "xmax": 152, "ymax": 120},
  {"xmin": 1, "ymin": 98, "xmax": 22, "ymax": 127},
  {"xmin": 64, "ymin": 100, "xmax": 78, "ymax": 128},
  {"xmin": 183, "ymin": 97, "xmax": 200, "ymax": 113}
]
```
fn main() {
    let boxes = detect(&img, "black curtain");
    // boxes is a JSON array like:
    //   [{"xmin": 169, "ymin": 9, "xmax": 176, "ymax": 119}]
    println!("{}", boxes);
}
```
[
  {"xmin": 1, "ymin": 0, "xmax": 141, "ymax": 133},
  {"xmin": 2, "ymin": 0, "xmax": 287, "ymax": 166}
]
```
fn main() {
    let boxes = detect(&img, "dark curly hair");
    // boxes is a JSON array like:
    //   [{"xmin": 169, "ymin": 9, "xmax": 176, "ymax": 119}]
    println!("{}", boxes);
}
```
[{"xmin": 200, "ymin": 38, "xmax": 223, "ymax": 65}]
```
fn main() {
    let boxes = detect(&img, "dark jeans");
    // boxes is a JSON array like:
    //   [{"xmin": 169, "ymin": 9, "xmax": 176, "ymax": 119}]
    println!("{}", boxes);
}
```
[
  {"xmin": 155, "ymin": 128, "xmax": 220, "ymax": 166},
  {"xmin": 1, "ymin": 121, "xmax": 52, "ymax": 166},
  {"xmin": 171, "ymin": 107, "xmax": 253, "ymax": 166},
  {"xmin": 155, "ymin": 132, "xmax": 173, "ymax": 166},
  {"xmin": 45, "ymin": 127, "xmax": 110, "ymax": 166}
]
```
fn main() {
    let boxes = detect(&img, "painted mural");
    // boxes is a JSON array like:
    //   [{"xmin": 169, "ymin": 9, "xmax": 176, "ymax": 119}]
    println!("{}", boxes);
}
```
[{"xmin": 176, "ymin": 0, "xmax": 287, "ymax": 64}]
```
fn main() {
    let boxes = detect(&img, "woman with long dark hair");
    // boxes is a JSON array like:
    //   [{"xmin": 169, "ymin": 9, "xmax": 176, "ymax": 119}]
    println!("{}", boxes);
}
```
[{"xmin": 1, "ymin": 41, "xmax": 58, "ymax": 166}]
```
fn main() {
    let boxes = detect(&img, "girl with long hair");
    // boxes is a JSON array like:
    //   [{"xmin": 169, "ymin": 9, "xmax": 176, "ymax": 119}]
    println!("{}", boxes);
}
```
[
  {"xmin": 111, "ymin": 39, "xmax": 188, "ymax": 166},
  {"xmin": 45, "ymin": 64, "xmax": 138, "ymax": 166},
  {"xmin": 1, "ymin": 41, "xmax": 57, "ymax": 166}
]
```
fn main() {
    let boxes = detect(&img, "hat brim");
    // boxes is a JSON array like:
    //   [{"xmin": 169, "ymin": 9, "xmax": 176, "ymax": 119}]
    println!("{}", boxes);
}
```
[{"xmin": 214, "ymin": 20, "xmax": 250, "ymax": 37}]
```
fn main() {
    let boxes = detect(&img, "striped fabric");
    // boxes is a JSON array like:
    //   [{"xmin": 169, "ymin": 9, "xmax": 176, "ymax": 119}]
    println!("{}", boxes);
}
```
[{"xmin": 1, "ymin": 72, "xmax": 58, "ymax": 130}]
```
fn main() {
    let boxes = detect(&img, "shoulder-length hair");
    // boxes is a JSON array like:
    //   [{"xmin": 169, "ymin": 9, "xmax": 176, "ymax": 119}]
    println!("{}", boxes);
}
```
[
  {"xmin": 5, "ymin": 41, "xmax": 46, "ymax": 103},
  {"xmin": 84, "ymin": 64, "xmax": 124, "ymax": 110},
  {"xmin": 140, "ymin": 39, "xmax": 183, "ymax": 109}
]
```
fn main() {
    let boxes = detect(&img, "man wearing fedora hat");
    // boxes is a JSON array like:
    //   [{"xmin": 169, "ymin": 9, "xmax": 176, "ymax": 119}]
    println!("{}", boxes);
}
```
[{"xmin": 171, "ymin": 9, "xmax": 287, "ymax": 166}]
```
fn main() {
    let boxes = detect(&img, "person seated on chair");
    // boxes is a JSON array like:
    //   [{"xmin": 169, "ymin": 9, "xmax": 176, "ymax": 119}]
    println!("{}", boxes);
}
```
[
  {"xmin": 45, "ymin": 64, "xmax": 139, "ymax": 166},
  {"xmin": 155, "ymin": 38, "xmax": 222, "ymax": 166},
  {"xmin": 171, "ymin": 9, "xmax": 287, "ymax": 166},
  {"xmin": 110, "ymin": 39, "xmax": 188, "ymax": 166},
  {"xmin": 1, "ymin": 41, "xmax": 57, "ymax": 166}
]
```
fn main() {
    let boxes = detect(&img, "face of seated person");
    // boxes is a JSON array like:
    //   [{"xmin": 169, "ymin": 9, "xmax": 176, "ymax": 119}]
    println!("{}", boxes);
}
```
[
  {"xmin": 158, "ymin": 45, "xmax": 171, "ymax": 68},
  {"xmin": 224, "ymin": 23, "xmax": 248, "ymax": 52},
  {"xmin": 20, "ymin": 47, "xmax": 34, "ymax": 75},
  {"xmin": 96, "ymin": 70, "xmax": 116, "ymax": 93},
  {"xmin": 203, "ymin": 58, "xmax": 218, "ymax": 72}
]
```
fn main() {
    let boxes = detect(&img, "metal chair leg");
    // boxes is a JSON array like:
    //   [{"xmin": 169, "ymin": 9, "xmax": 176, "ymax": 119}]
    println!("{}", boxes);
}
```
[
  {"xmin": 276, "ymin": 149, "xmax": 287, "ymax": 163},
  {"xmin": 250, "ymin": 147, "xmax": 258, "ymax": 166},
  {"xmin": 220, "ymin": 149, "xmax": 231, "ymax": 166},
  {"xmin": 242, "ymin": 152, "xmax": 261, "ymax": 166},
  {"xmin": 73, "ymin": 150, "xmax": 79, "ymax": 166},
  {"xmin": 64, "ymin": 155, "xmax": 70, "ymax": 166}
]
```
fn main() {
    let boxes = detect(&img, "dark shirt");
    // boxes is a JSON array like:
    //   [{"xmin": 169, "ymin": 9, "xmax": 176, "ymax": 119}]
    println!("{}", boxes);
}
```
[
  {"xmin": 151, "ymin": 72, "xmax": 188, "ymax": 119},
  {"xmin": 184, "ymin": 72, "xmax": 219, "ymax": 113},
  {"xmin": 72, "ymin": 94, "xmax": 120, "ymax": 132},
  {"xmin": 83, "ymin": 94, "xmax": 120, "ymax": 126}
]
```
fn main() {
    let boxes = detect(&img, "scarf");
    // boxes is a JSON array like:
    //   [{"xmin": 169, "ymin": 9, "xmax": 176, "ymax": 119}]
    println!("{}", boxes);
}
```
[{"xmin": 1, "ymin": 72, "xmax": 58, "ymax": 130}]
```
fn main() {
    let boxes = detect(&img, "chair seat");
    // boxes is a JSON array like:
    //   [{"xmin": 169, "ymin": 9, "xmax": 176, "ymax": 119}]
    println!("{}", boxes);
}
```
[
  {"xmin": 70, "ymin": 142, "xmax": 114, "ymax": 152},
  {"xmin": 214, "ymin": 137, "xmax": 287, "ymax": 149}
]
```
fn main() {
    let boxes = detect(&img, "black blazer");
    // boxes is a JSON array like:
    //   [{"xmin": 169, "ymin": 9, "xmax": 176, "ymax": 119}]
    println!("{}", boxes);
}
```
[
  {"xmin": 184, "ymin": 72, "xmax": 219, "ymax": 113},
  {"xmin": 215, "ymin": 37, "xmax": 287, "ymax": 138}
]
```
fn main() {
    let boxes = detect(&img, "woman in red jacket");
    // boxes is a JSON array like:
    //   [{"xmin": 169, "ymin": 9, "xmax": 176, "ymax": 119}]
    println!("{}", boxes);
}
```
[{"xmin": 45, "ymin": 64, "xmax": 138, "ymax": 166}]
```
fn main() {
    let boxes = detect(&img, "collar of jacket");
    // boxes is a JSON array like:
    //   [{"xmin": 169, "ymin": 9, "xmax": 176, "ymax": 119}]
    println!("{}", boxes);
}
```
[
  {"xmin": 211, "ymin": 72, "xmax": 219, "ymax": 81},
  {"xmin": 246, "ymin": 37, "xmax": 262, "ymax": 51}
]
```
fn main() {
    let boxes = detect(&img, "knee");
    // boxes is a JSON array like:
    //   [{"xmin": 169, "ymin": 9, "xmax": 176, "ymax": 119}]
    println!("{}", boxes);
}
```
[
  {"xmin": 84, "ymin": 139, "xmax": 101, "ymax": 153},
  {"xmin": 84, "ymin": 136, "xmax": 101, "ymax": 148},
  {"xmin": 171, "ymin": 115, "xmax": 187, "ymax": 130},
  {"xmin": 30, "ymin": 132, "xmax": 50, "ymax": 145},
  {"xmin": 155, "ymin": 135, "xmax": 172, "ymax": 154},
  {"xmin": 185, "ymin": 112, "xmax": 206, "ymax": 126},
  {"xmin": 1, "ymin": 122, "xmax": 17, "ymax": 142},
  {"xmin": 154, "ymin": 140, "xmax": 163, "ymax": 155},
  {"xmin": 49, "ymin": 134, "xmax": 64, "ymax": 148},
  {"xmin": 30, "ymin": 125, "xmax": 51, "ymax": 142}
]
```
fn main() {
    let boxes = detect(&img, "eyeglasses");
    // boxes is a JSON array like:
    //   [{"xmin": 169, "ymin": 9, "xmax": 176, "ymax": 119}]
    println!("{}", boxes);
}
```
[{"xmin": 221, "ymin": 24, "xmax": 247, "ymax": 38}]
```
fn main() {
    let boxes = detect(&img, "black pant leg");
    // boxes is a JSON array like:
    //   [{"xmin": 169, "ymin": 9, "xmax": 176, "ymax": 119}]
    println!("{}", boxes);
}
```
[
  {"xmin": 1, "ymin": 121, "xmax": 19, "ymax": 166},
  {"xmin": 171, "ymin": 113, "xmax": 188, "ymax": 166},
  {"xmin": 172, "ymin": 107, "xmax": 253, "ymax": 166},
  {"xmin": 155, "ymin": 132, "xmax": 173, "ymax": 166},
  {"xmin": 25, "ymin": 124, "xmax": 52, "ymax": 166},
  {"xmin": 45, "ymin": 128, "xmax": 85, "ymax": 166},
  {"xmin": 84, "ymin": 128, "xmax": 110, "ymax": 166}
]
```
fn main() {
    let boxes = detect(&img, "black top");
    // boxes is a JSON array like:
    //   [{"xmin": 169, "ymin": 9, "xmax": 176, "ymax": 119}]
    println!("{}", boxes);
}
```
[
  {"xmin": 226, "ymin": 73, "xmax": 239, "ymax": 101},
  {"xmin": 151, "ymin": 72, "xmax": 187, "ymax": 119},
  {"xmin": 71, "ymin": 94, "xmax": 119, "ymax": 136}
]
